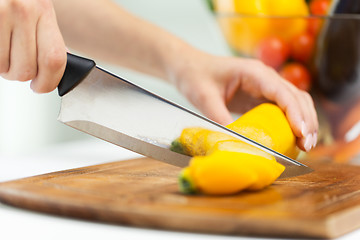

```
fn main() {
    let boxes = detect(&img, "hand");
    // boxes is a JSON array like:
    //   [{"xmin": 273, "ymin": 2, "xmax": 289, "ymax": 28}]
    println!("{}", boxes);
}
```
[
  {"xmin": 172, "ymin": 50, "xmax": 318, "ymax": 152},
  {"xmin": 0, "ymin": 0, "xmax": 67, "ymax": 92}
]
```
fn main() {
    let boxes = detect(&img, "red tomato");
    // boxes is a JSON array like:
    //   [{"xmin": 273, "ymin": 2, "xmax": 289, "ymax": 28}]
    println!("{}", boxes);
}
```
[
  {"xmin": 309, "ymin": 0, "xmax": 331, "ymax": 15},
  {"xmin": 279, "ymin": 63, "xmax": 312, "ymax": 91},
  {"xmin": 307, "ymin": 17, "xmax": 324, "ymax": 36},
  {"xmin": 290, "ymin": 33, "xmax": 315, "ymax": 63},
  {"xmin": 255, "ymin": 37, "xmax": 290, "ymax": 69}
]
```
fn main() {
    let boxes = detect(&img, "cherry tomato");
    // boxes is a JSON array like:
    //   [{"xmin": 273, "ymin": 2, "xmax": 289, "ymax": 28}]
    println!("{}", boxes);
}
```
[
  {"xmin": 279, "ymin": 63, "xmax": 312, "ymax": 91},
  {"xmin": 290, "ymin": 33, "xmax": 315, "ymax": 63},
  {"xmin": 309, "ymin": 0, "xmax": 331, "ymax": 15},
  {"xmin": 307, "ymin": 17, "xmax": 324, "ymax": 36},
  {"xmin": 255, "ymin": 37, "xmax": 290, "ymax": 69}
]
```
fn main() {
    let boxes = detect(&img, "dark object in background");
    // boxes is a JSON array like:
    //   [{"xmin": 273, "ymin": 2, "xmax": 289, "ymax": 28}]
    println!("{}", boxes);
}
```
[
  {"xmin": 314, "ymin": 0, "xmax": 360, "ymax": 103},
  {"xmin": 334, "ymin": 0, "xmax": 360, "ymax": 14}
]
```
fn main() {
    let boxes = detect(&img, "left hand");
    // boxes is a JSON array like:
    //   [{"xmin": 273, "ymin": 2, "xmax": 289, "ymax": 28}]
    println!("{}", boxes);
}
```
[{"xmin": 171, "ymin": 50, "xmax": 318, "ymax": 152}]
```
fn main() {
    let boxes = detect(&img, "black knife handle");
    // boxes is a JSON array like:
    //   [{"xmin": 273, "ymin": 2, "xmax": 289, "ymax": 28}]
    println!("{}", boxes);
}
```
[{"xmin": 58, "ymin": 53, "xmax": 96, "ymax": 96}]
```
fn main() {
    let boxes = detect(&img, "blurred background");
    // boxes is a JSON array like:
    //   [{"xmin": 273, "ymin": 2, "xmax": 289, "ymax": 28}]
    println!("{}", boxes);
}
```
[
  {"xmin": 0, "ymin": 0, "xmax": 230, "ymax": 156},
  {"xmin": 1, "ymin": 0, "xmax": 360, "ymax": 163}
]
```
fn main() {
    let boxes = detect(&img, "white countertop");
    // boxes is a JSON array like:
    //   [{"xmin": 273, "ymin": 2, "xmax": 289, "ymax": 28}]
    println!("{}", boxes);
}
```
[{"xmin": 0, "ymin": 139, "xmax": 359, "ymax": 240}]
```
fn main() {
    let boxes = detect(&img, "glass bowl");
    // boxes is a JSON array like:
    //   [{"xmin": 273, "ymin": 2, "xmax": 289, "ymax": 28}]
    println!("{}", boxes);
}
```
[{"xmin": 215, "ymin": 13, "xmax": 360, "ymax": 163}]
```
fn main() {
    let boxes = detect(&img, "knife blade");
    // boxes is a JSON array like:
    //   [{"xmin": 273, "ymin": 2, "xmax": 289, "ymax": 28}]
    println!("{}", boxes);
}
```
[{"xmin": 57, "ymin": 53, "xmax": 313, "ymax": 179}]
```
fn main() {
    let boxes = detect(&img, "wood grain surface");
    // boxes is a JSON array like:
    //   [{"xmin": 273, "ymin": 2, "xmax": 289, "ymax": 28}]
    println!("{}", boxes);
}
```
[{"xmin": 1, "ymin": 157, "xmax": 360, "ymax": 238}]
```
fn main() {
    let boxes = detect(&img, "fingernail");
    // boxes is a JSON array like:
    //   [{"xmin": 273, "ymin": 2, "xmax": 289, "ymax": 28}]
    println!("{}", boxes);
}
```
[
  {"xmin": 312, "ymin": 133, "xmax": 318, "ymax": 148},
  {"xmin": 301, "ymin": 121, "xmax": 307, "ymax": 137},
  {"xmin": 304, "ymin": 134, "xmax": 313, "ymax": 152}
]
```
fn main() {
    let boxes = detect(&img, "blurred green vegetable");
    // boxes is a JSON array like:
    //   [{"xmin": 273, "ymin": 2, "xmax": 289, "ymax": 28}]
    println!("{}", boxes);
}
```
[{"xmin": 204, "ymin": 0, "xmax": 215, "ymax": 13}]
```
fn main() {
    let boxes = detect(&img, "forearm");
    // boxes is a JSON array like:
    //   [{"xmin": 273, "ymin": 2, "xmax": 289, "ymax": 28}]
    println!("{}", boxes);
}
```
[{"xmin": 53, "ymin": 0, "xmax": 197, "ymax": 82}]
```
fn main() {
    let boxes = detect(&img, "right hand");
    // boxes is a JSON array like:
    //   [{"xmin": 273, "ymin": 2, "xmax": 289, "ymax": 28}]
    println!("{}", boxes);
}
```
[
  {"xmin": 0, "ymin": 0, "xmax": 67, "ymax": 93},
  {"xmin": 171, "ymin": 50, "xmax": 319, "ymax": 152}
]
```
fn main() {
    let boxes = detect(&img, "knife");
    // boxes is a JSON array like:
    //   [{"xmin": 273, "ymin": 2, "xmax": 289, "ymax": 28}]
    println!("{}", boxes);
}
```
[{"xmin": 58, "ymin": 53, "xmax": 313, "ymax": 179}]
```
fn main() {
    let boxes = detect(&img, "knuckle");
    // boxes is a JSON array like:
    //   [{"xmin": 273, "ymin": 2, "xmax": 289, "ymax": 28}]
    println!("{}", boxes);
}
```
[
  {"xmin": 193, "ymin": 89, "xmax": 208, "ymax": 104},
  {"xmin": 302, "ymin": 91, "xmax": 311, "ymax": 98},
  {"xmin": 11, "ymin": 0, "xmax": 31, "ymax": 17},
  {"xmin": 37, "ymin": 0, "xmax": 52, "ymax": 10},
  {"xmin": 249, "ymin": 59, "xmax": 279, "ymax": 75},
  {"xmin": 11, "ymin": 0, "xmax": 53, "ymax": 17},
  {"xmin": 0, "ymin": 3, "xmax": 7, "ymax": 17},
  {"xmin": 247, "ymin": 58, "xmax": 263, "ymax": 67},
  {"xmin": 297, "ymin": 87, "xmax": 310, "ymax": 97},
  {"xmin": 42, "ymin": 48, "xmax": 66, "ymax": 71},
  {"xmin": 267, "ymin": 68, "xmax": 278, "ymax": 77},
  {"xmin": 304, "ymin": 91, "xmax": 315, "ymax": 104},
  {"xmin": 250, "ymin": 59, "xmax": 267, "ymax": 69}
]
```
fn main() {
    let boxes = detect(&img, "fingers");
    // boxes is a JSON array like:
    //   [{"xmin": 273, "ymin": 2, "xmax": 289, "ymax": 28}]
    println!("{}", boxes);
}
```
[
  {"xmin": 2, "ymin": 4, "xmax": 37, "ymax": 81},
  {"xmin": 281, "ymin": 81, "xmax": 318, "ymax": 151},
  {"xmin": 269, "ymin": 79, "xmax": 318, "ymax": 152},
  {"xmin": 197, "ymin": 88, "xmax": 234, "ymax": 125},
  {"xmin": 0, "ymin": 5, "xmax": 11, "ymax": 73},
  {"xmin": 31, "ymin": 6, "xmax": 66, "ymax": 93},
  {"xmin": 183, "ymin": 79, "xmax": 234, "ymax": 125},
  {"xmin": 299, "ymin": 89, "xmax": 318, "ymax": 150},
  {"xmin": 0, "ymin": 0, "xmax": 66, "ymax": 93},
  {"xmin": 240, "ymin": 60, "xmax": 318, "ymax": 151}
]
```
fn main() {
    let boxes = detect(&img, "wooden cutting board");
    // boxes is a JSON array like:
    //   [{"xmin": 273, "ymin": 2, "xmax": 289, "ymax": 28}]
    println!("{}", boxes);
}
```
[{"xmin": 1, "ymin": 158, "xmax": 360, "ymax": 239}]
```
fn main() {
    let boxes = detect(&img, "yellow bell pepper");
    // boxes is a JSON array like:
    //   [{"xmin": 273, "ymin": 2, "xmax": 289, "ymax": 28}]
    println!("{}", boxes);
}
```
[
  {"xmin": 266, "ymin": 0, "xmax": 309, "ymax": 41},
  {"xmin": 209, "ymin": 140, "xmax": 274, "ymax": 160},
  {"xmin": 214, "ymin": 0, "xmax": 270, "ymax": 56},
  {"xmin": 172, "ymin": 103, "xmax": 299, "ymax": 159},
  {"xmin": 171, "ymin": 127, "xmax": 237, "ymax": 156},
  {"xmin": 173, "ymin": 103, "xmax": 298, "ymax": 195},
  {"xmin": 179, "ymin": 151, "xmax": 285, "ymax": 195},
  {"xmin": 227, "ymin": 103, "xmax": 299, "ymax": 159}
]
